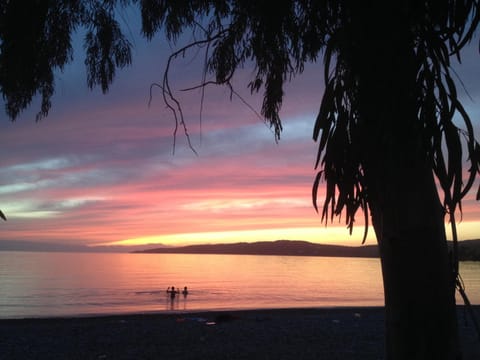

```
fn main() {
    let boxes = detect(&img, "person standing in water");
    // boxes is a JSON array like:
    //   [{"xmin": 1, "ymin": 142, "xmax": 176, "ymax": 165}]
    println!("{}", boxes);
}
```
[{"xmin": 166, "ymin": 286, "xmax": 179, "ymax": 299}]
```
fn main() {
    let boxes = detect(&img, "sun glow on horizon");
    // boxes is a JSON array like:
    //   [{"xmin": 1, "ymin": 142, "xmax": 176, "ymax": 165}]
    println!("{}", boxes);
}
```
[
  {"xmin": 90, "ymin": 219, "xmax": 480, "ymax": 249},
  {"xmin": 91, "ymin": 226, "xmax": 378, "ymax": 248}
]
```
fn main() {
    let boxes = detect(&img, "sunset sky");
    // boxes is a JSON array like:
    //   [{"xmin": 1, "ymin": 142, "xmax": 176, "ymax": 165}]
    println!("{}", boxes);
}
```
[{"xmin": 1, "ymin": 10, "xmax": 479, "ymax": 248}]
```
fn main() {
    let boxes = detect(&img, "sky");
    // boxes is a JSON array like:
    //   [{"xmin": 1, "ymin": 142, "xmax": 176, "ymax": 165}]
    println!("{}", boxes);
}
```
[{"xmin": 1, "ymin": 10, "xmax": 479, "ymax": 249}]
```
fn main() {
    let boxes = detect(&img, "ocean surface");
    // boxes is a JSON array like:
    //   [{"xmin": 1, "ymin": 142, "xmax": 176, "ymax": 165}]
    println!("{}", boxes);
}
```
[{"xmin": 0, "ymin": 252, "xmax": 479, "ymax": 319}]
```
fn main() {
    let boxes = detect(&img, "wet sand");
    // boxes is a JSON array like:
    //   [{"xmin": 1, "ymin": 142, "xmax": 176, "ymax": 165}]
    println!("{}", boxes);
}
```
[{"xmin": 1, "ymin": 306, "xmax": 479, "ymax": 359}]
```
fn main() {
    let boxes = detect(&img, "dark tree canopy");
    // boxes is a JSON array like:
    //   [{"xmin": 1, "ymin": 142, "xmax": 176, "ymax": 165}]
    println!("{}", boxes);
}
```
[{"xmin": 0, "ymin": 0, "xmax": 132, "ymax": 120}]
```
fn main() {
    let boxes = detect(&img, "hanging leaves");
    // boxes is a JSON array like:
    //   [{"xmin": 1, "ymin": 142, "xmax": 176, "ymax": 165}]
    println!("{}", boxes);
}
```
[
  {"xmin": 310, "ymin": 0, "xmax": 480, "ymax": 244},
  {"xmin": 85, "ymin": 6, "xmax": 132, "ymax": 93}
]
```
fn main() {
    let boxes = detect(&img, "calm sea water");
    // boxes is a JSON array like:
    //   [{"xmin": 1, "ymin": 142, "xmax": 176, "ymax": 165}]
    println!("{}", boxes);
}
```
[{"xmin": 0, "ymin": 252, "xmax": 479, "ymax": 319}]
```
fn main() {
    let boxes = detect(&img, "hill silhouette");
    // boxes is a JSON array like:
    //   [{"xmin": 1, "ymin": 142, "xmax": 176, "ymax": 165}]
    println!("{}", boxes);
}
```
[
  {"xmin": 134, "ymin": 240, "xmax": 380, "ymax": 258},
  {"xmin": 2, "ymin": 239, "xmax": 478, "ymax": 260},
  {"xmin": 134, "ymin": 239, "xmax": 480, "ymax": 260},
  {"xmin": 457, "ymin": 239, "xmax": 480, "ymax": 261}
]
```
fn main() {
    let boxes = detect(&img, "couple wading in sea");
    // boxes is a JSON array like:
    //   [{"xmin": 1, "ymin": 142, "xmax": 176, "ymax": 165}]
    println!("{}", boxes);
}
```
[{"xmin": 166, "ymin": 286, "xmax": 188, "ymax": 299}]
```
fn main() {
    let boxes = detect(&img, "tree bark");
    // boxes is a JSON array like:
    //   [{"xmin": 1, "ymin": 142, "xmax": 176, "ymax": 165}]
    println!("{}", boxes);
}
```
[
  {"xmin": 368, "ymin": 161, "xmax": 459, "ymax": 360},
  {"xmin": 349, "ymin": 2, "xmax": 461, "ymax": 358}
]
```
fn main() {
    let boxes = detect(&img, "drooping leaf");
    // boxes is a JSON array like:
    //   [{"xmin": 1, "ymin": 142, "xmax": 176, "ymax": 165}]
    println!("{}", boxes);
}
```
[{"xmin": 312, "ymin": 171, "xmax": 323, "ymax": 213}]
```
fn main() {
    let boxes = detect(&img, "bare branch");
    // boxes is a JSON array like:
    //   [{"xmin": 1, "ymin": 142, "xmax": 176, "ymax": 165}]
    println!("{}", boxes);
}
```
[
  {"xmin": 151, "ymin": 25, "xmax": 268, "ymax": 153},
  {"xmin": 152, "ymin": 28, "xmax": 230, "ymax": 155}
]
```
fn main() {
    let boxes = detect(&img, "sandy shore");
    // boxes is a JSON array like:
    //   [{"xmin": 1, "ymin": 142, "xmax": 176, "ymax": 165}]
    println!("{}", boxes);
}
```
[{"xmin": 1, "ymin": 306, "xmax": 479, "ymax": 359}]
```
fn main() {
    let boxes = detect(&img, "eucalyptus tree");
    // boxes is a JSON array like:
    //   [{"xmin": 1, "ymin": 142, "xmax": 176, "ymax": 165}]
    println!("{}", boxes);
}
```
[{"xmin": 1, "ymin": 1, "xmax": 480, "ymax": 359}]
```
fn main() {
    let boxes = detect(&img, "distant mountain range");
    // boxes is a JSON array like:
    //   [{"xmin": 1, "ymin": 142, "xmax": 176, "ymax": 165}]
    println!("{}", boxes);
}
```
[
  {"xmin": 134, "ymin": 239, "xmax": 480, "ymax": 261},
  {"xmin": 2, "ymin": 239, "xmax": 479, "ymax": 260},
  {"xmin": 0, "ymin": 240, "xmax": 167, "ymax": 253},
  {"xmin": 134, "ymin": 239, "xmax": 380, "ymax": 258},
  {"xmin": 456, "ymin": 239, "xmax": 480, "ymax": 261}
]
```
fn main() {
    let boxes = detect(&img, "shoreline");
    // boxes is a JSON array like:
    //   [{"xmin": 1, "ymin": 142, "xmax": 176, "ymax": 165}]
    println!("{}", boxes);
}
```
[
  {"xmin": 2, "ymin": 306, "xmax": 479, "ymax": 359},
  {"xmin": 0, "ymin": 304, "xmax": 382, "ymax": 321}
]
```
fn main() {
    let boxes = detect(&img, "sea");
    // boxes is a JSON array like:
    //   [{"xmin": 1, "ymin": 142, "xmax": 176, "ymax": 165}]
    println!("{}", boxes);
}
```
[{"xmin": 0, "ymin": 252, "xmax": 479, "ymax": 319}]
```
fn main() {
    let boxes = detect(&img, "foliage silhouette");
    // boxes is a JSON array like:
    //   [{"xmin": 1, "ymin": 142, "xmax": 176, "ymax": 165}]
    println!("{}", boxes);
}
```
[
  {"xmin": 0, "ymin": 1, "xmax": 131, "ymax": 121},
  {"xmin": 1, "ymin": 1, "xmax": 480, "ymax": 359}
]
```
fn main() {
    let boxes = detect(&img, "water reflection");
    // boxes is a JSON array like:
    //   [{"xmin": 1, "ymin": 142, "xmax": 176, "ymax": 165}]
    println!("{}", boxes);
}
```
[
  {"xmin": 166, "ymin": 293, "xmax": 189, "ymax": 311},
  {"xmin": 1, "ymin": 252, "xmax": 479, "ymax": 318}
]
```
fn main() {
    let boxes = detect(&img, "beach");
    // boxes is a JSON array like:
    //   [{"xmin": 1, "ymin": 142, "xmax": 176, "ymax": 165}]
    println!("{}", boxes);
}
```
[{"xmin": 1, "ymin": 306, "xmax": 479, "ymax": 359}]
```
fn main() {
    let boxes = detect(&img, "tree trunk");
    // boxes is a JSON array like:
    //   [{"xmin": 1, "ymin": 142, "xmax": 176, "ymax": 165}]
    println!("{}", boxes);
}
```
[
  {"xmin": 349, "ymin": 2, "xmax": 461, "ymax": 358},
  {"xmin": 368, "ymin": 161, "xmax": 459, "ymax": 360}
]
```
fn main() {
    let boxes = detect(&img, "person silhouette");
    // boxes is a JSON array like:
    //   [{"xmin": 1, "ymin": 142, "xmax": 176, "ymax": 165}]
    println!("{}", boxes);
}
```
[
  {"xmin": 182, "ymin": 286, "xmax": 188, "ymax": 297},
  {"xmin": 167, "ymin": 286, "xmax": 179, "ymax": 299}
]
